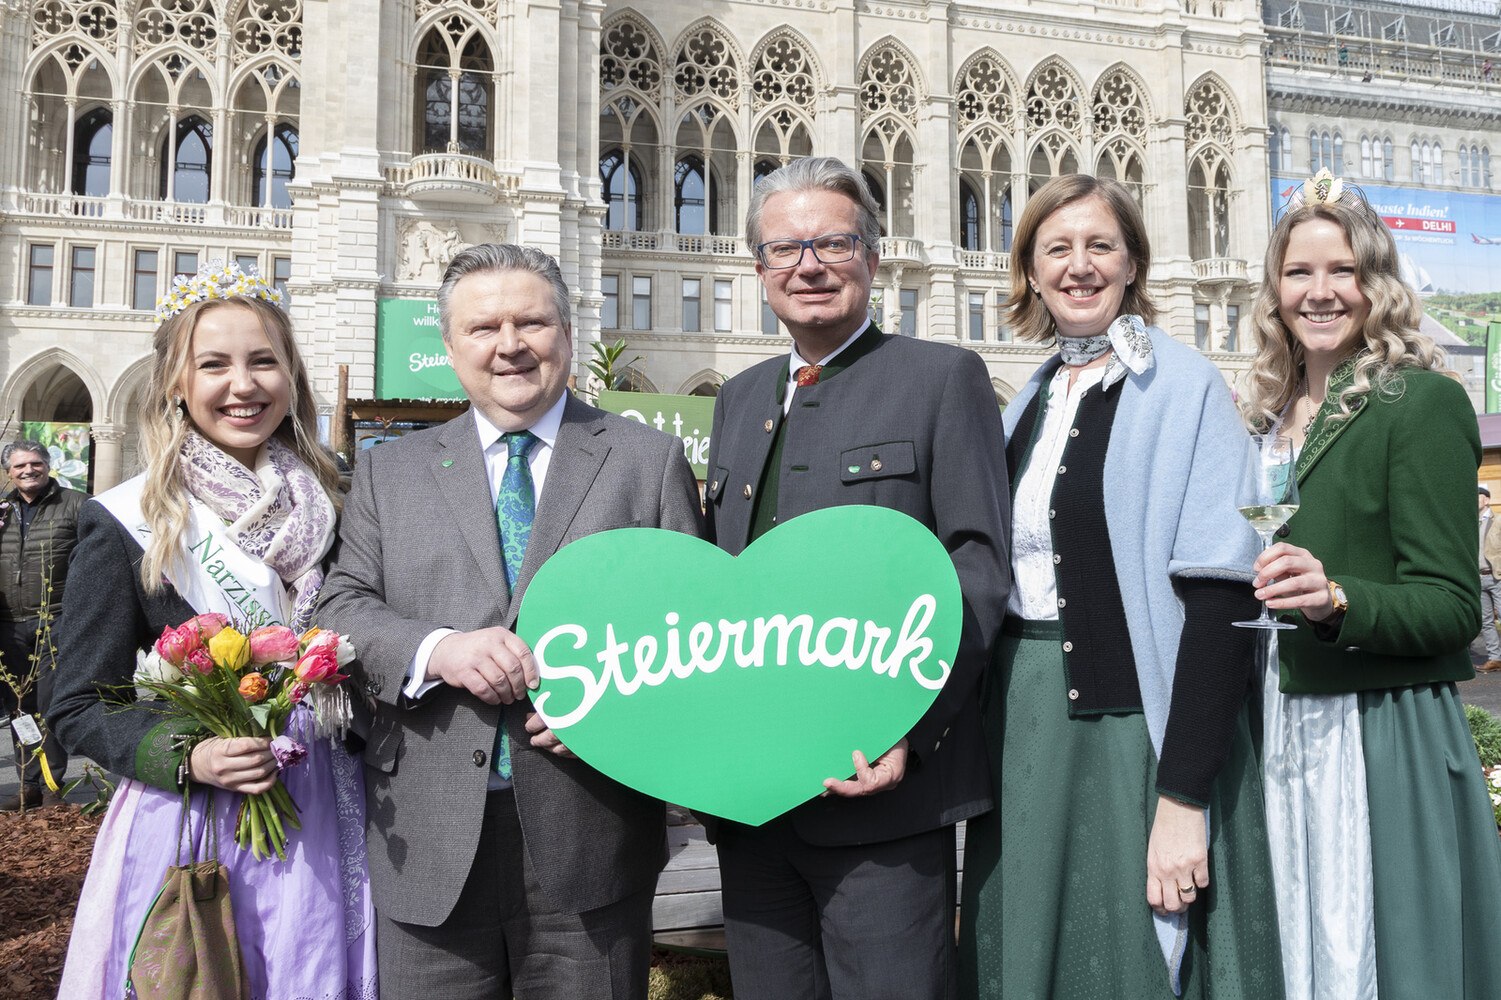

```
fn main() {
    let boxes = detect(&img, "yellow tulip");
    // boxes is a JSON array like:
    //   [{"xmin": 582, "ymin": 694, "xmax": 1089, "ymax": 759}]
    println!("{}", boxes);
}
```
[{"xmin": 208, "ymin": 626, "xmax": 251, "ymax": 671}]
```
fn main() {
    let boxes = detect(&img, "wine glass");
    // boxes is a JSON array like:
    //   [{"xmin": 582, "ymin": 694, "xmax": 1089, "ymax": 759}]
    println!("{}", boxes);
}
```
[{"xmin": 1233, "ymin": 434, "xmax": 1300, "ymax": 630}]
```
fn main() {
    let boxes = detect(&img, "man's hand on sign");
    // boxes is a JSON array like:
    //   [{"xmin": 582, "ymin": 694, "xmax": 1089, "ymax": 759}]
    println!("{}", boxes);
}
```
[
  {"xmin": 822, "ymin": 738, "xmax": 908, "ymax": 797},
  {"xmin": 428, "ymin": 627, "xmax": 538, "ymax": 704}
]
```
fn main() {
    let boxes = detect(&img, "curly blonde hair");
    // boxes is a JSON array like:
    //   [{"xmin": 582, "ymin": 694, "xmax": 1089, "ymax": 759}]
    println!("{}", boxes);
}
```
[
  {"xmin": 1242, "ymin": 191, "xmax": 1446, "ymax": 431},
  {"xmin": 138, "ymin": 296, "xmax": 341, "ymax": 591}
]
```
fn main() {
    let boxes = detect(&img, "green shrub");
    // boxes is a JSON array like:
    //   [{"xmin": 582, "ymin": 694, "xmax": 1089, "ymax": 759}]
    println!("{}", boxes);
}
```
[{"xmin": 1466, "ymin": 703, "xmax": 1501, "ymax": 768}]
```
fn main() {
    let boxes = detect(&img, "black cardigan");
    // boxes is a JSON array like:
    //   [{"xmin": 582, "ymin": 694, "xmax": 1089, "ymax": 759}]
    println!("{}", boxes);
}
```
[{"xmin": 1006, "ymin": 380, "xmax": 1259, "ymax": 806}]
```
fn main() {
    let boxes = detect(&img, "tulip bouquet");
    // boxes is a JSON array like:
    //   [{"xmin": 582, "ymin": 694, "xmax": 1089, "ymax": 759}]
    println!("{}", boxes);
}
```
[{"xmin": 133, "ymin": 613, "xmax": 356, "ymax": 861}]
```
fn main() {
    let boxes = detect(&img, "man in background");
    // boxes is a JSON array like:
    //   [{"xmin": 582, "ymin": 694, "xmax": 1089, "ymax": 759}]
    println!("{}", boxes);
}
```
[
  {"xmin": 1478, "ymin": 485, "xmax": 1501, "ymax": 672},
  {"xmin": 0, "ymin": 441, "xmax": 86, "ymax": 809}
]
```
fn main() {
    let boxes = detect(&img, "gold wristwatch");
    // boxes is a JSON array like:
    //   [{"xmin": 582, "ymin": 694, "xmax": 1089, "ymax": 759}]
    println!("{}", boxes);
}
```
[{"xmin": 1327, "ymin": 580, "xmax": 1349, "ymax": 615}]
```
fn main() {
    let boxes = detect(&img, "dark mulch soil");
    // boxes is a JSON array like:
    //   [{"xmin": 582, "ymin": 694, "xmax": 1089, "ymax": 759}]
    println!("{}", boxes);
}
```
[{"xmin": 0, "ymin": 805, "xmax": 99, "ymax": 1000}]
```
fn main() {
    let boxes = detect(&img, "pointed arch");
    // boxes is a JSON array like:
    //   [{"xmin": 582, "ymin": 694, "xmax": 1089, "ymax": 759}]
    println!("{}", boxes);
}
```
[
  {"xmin": 858, "ymin": 37, "xmax": 926, "ymax": 123},
  {"xmin": 677, "ymin": 369, "xmax": 725, "ymax": 396},
  {"xmin": 600, "ymin": 10, "xmax": 669, "ymax": 104},
  {"xmin": 749, "ymin": 26, "xmax": 825, "ymax": 111},
  {"xmin": 1091, "ymin": 62, "xmax": 1152, "ymax": 138},
  {"xmin": 1022, "ymin": 58, "xmax": 1086, "ymax": 139},
  {"xmin": 953, "ymin": 47, "xmax": 1020, "ymax": 133},
  {"xmin": 107, "ymin": 354, "xmax": 157, "ymax": 428},
  {"xmin": 126, "ymin": 45, "xmax": 220, "ymax": 103},
  {"xmin": 1183, "ymin": 71, "xmax": 1242, "ymax": 147},
  {"xmin": 2, "ymin": 348, "xmax": 106, "ymax": 427},
  {"xmin": 23, "ymin": 37, "xmax": 121, "ymax": 98},
  {"xmin": 670, "ymin": 17, "xmax": 744, "ymax": 105}
]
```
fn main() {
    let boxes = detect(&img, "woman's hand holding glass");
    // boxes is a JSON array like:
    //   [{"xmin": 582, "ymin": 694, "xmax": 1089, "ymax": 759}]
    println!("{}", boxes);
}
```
[{"xmin": 1252, "ymin": 544, "xmax": 1338, "ymax": 622}]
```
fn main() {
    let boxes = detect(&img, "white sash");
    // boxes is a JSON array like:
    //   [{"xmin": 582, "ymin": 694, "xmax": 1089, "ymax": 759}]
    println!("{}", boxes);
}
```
[{"xmin": 95, "ymin": 473, "xmax": 292, "ymax": 627}]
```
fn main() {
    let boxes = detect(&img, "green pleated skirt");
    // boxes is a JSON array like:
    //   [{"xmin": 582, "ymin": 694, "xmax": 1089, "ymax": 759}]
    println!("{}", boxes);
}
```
[
  {"xmin": 1358, "ymin": 682, "xmax": 1501, "ymax": 1000},
  {"xmin": 958, "ymin": 622, "xmax": 1285, "ymax": 1000}
]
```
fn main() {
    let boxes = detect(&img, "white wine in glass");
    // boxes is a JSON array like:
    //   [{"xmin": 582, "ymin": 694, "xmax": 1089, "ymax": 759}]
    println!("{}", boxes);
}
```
[{"xmin": 1234, "ymin": 435, "xmax": 1300, "ymax": 630}]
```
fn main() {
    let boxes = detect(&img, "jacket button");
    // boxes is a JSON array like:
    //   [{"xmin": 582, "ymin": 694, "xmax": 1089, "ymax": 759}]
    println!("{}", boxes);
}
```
[
  {"xmin": 1069, "ymin": 428, "xmax": 1080, "ymax": 438},
  {"xmin": 711, "ymin": 480, "xmax": 719, "ymax": 492},
  {"xmin": 1057, "ymin": 598, "xmax": 1066, "ymax": 608},
  {"xmin": 1068, "ymin": 688, "xmax": 1080, "ymax": 701},
  {"xmin": 1053, "ymin": 554, "xmax": 1062, "ymax": 564},
  {"xmin": 871, "ymin": 458, "xmax": 883, "ymax": 472},
  {"xmin": 473, "ymin": 750, "xmax": 487, "ymax": 767},
  {"xmin": 366, "ymin": 677, "xmax": 383, "ymax": 696},
  {"xmin": 1062, "ymin": 640, "xmax": 1074, "ymax": 652},
  {"xmin": 1057, "ymin": 465, "xmax": 1067, "ymax": 475},
  {"xmin": 743, "ymin": 484, "xmax": 753, "ymax": 499},
  {"xmin": 1048, "ymin": 509, "xmax": 1056, "ymax": 519},
  {"xmin": 764, "ymin": 419, "xmax": 774, "ymax": 432}
]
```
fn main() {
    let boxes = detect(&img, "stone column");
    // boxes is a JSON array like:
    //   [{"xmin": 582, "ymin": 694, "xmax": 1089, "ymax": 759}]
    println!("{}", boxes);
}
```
[{"xmin": 90, "ymin": 423, "xmax": 126, "ymax": 493}]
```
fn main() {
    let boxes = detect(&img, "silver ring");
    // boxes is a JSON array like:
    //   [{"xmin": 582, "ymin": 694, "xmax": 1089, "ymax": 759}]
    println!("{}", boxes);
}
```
[{"xmin": 1177, "ymin": 883, "xmax": 1197, "ymax": 895}]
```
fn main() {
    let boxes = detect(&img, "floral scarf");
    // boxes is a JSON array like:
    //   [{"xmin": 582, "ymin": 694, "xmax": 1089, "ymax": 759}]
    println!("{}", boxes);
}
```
[{"xmin": 179, "ymin": 430, "xmax": 336, "ymax": 631}]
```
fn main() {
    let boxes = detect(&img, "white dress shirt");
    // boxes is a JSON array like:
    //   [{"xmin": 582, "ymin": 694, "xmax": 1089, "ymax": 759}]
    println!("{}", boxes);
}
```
[
  {"xmin": 782, "ymin": 319, "xmax": 870, "ymax": 415},
  {"xmin": 403, "ymin": 393, "xmax": 568, "ymax": 699}
]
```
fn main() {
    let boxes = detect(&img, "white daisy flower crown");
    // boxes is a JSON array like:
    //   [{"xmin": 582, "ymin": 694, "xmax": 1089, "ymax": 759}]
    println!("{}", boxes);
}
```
[{"xmin": 154, "ymin": 259, "xmax": 285, "ymax": 323}]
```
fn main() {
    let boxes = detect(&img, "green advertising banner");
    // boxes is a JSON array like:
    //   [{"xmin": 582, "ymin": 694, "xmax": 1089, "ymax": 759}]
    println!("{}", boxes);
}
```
[
  {"xmin": 517, "ymin": 505, "xmax": 962, "ymax": 826},
  {"xmin": 1490, "ymin": 323, "xmax": 1501, "ymax": 414},
  {"xmin": 597, "ymin": 390, "xmax": 715, "ymax": 478},
  {"xmin": 376, "ymin": 298, "xmax": 464, "ymax": 401}
]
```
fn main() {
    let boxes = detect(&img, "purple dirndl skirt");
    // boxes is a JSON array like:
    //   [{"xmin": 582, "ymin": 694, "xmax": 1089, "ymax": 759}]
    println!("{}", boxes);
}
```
[{"xmin": 58, "ymin": 707, "xmax": 378, "ymax": 999}]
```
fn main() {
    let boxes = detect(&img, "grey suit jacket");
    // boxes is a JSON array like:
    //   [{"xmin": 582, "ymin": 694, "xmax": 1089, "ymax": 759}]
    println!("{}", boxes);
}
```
[
  {"xmin": 320, "ymin": 393, "xmax": 705, "ymax": 926},
  {"xmin": 704, "ymin": 327, "xmax": 1010, "ymax": 845}
]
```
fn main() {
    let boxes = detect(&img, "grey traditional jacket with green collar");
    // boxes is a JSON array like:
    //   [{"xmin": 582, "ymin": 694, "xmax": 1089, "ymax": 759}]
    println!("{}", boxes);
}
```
[{"xmin": 1276, "ymin": 359, "xmax": 1481, "ymax": 694}]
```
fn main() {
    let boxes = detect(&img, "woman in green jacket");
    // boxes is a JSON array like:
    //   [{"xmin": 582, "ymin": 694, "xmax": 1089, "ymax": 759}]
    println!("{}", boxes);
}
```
[{"xmin": 1243, "ymin": 173, "xmax": 1501, "ymax": 1000}]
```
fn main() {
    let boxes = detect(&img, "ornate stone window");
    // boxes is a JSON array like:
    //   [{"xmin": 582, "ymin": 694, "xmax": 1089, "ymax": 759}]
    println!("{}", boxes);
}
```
[
  {"xmin": 32, "ymin": 0, "xmax": 120, "ymax": 50},
  {"xmin": 955, "ymin": 53, "xmax": 1016, "ymax": 252},
  {"xmin": 600, "ymin": 148, "xmax": 643, "ymax": 230},
  {"xmin": 231, "ymin": 0, "xmax": 302, "ymax": 64},
  {"xmin": 1187, "ymin": 148, "xmax": 1231, "ymax": 260},
  {"xmin": 1308, "ymin": 128, "xmax": 1341, "ymax": 173},
  {"xmin": 859, "ymin": 41, "xmax": 922, "ymax": 236},
  {"xmin": 71, "ymin": 107, "xmax": 112, "ymax": 196},
  {"xmin": 1092, "ymin": 67, "xmax": 1148, "ymax": 202},
  {"xmin": 1024, "ymin": 61, "xmax": 1083, "ymax": 192},
  {"xmin": 752, "ymin": 32, "xmax": 818, "ymax": 173},
  {"xmin": 160, "ymin": 115, "xmax": 212, "ymax": 202},
  {"xmin": 414, "ymin": 16, "xmax": 494, "ymax": 155},
  {"xmin": 673, "ymin": 24, "xmax": 740, "ymax": 235},
  {"xmin": 600, "ymin": 16, "xmax": 664, "ymax": 231},
  {"xmin": 134, "ymin": 0, "xmax": 218, "ymax": 54},
  {"xmin": 252, "ymin": 123, "xmax": 297, "ymax": 208},
  {"xmin": 1185, "ymin": 78, "xmax": 1236, "ymax": 261}
]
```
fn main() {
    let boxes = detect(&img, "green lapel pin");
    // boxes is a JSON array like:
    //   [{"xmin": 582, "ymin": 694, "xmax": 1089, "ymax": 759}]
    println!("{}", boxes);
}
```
[
  {"xmin": 442, "ymin": 459, "xmax": 454, "ymax": 468},
  {"xmin": 847, "ymin": 465, "xmax": 860, "ymax": 474}
]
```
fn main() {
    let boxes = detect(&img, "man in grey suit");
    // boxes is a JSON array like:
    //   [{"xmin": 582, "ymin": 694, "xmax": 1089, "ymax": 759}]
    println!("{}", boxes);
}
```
[
  {"xmin": 703, "ymin": 157, "xmax": 1010, "ymax": 1000},
  {"xmin": 321, "ymin": 244, "xmax": 704, "ymax": 1000}
]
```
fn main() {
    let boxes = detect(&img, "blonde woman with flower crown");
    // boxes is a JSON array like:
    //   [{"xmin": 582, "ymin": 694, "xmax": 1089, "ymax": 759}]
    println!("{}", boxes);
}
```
[
  {"xmin": 1244, "ymin": 174, "xmax": 1501, "ymax": 1000},
  {"xmin": 50, "ymin": 262, "xmax": 377, "ymax": 999}
]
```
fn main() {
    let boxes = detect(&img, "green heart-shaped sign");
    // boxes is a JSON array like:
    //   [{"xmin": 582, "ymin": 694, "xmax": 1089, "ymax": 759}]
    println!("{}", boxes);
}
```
[{"xmin": 518, "ymin": 505, "xmax": 962, "ymax": 826}]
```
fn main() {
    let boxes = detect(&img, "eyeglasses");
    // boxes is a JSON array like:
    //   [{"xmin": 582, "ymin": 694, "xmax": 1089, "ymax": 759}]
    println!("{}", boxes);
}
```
[{"xmin": 755, "ymin": 233, "xmax": 864, "ymax": 269}]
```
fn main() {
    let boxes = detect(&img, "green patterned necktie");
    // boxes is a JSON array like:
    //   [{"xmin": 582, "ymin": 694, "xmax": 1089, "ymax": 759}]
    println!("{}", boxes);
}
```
[{"xmin": 494, "ymin": 429, "xmax": 538, "ymax": 780}]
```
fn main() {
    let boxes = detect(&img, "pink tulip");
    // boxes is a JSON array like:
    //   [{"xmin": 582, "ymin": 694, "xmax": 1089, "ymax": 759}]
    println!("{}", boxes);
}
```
[
  {"xmin": 287, "ymin": 680, "xmax": 312, "ymax": 705},
  {"xmin": 153, "ymin": 624, "xmax": 200, "ymax": 667},
  {"xmin": 185, "ymin": 648, "xmax": 216, "ymax": 675},
  {"xmin": 247, "ymin": 625, "xmax": 300, "ymax": 666},
  {"xmin": 185, "ymin": 613, "xmax": 229, "ymax": 639},
  {"xmin": 294, "ymin": 644, "xmax": 347, "ymax": 685}
]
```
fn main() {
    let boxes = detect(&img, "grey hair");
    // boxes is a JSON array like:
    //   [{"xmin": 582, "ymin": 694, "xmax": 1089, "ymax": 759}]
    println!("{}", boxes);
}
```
[
  {"xmin": 744, "ymin": 156, "xmax": 882, "ymax": 256},
  {"xmin": 436, "ymin": 243, "xmax": 572, "ymax": 340},
  {"xmin": 2, "ymin": 440, "xmax": 49, "ymax": 469}
]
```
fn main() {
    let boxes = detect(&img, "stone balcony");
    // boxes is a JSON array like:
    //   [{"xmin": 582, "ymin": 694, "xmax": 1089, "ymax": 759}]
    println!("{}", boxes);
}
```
[
  {"xmin": 879, "ymin": 237, "xmax": 924, "ymax": 263},
  {"xmin": 1192, "ymin": 257, "xmax": 1249, "ymax": 286},
  {"xmin": 13, "ymin": 192, "xmax": 294, "ymax": 230},
  {"xmin": 958, "ymin": 249, "xmax": 1008, "ymax": 272},
  {"xmin": 384, "ymin": 153, "xmax": 519, "ymax": 205},
  {"xmin": 602, "ymin": 230, "xmax": 745, "ymax": 256}
]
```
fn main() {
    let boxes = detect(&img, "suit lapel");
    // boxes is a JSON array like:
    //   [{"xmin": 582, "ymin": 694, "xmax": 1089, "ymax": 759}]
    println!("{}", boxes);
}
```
[
  {"xmin": 434, "ymin": 411, "xmax": 511, "ymax": 611},
  {"xmin": 509, "ymin": 395, "xmax": 609, "ymax": 623}
]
